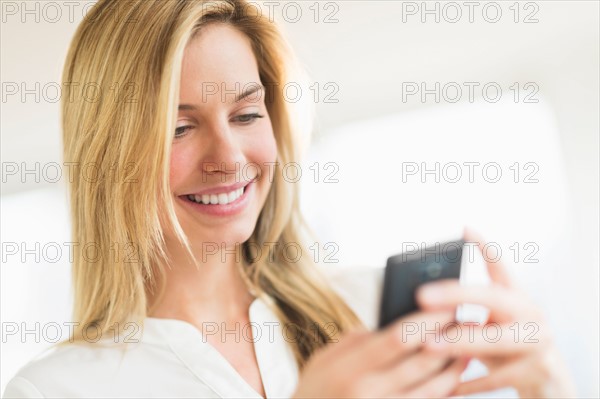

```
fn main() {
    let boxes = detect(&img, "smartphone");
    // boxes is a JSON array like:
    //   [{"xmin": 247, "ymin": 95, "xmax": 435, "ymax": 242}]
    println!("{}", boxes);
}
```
[{"xmin": 378, "ymin": 239, "xmax": 465, "ymax": 329}]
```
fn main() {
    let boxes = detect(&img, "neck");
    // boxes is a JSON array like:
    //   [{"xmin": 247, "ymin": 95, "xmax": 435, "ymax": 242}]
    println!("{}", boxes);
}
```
[{"xmin": 147, "ymin": 243, "xmax": 255, "ymax": 325}]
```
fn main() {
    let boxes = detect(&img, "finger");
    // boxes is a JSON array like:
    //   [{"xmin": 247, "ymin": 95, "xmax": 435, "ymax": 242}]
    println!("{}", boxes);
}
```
[
  {"xmin": 346, "ymin": 311, "xmax": 455, "ymax": 370},
  {"xmin": 416, "ymin": 280, "xmax": 534, "ymax": 322},
  {"xmin": 463, "ymin": 227, "xmax": 516, "ymax": 289},
  {"xmin": 401, "ymin": 357, "xmax": 470, "ymax": 398},
  {"xmin": 451, "ymin": 359, "xmax": 527, "ymax": 396},
  {"xmin": 423, "ymin": 322, "xmax": 552, "ymax": 357},
  {"xmin": 374, "ymin": 350, "xmax": 453, "ymax": 393},
  {"xmin": 310, "ymin": 328, "xmax": 371, "ymax": 364}
]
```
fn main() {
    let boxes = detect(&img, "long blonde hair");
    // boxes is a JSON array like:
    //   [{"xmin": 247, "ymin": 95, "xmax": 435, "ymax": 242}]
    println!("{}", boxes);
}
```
[{"xmin": 61, "ymin": 0, "xmax": 364, "ymax": 368}]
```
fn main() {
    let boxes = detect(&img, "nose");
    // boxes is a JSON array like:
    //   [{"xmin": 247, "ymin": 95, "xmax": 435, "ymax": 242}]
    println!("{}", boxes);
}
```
[{"xmin": 200, "ymin": 121, "xmax": 247, "ymax": 180}]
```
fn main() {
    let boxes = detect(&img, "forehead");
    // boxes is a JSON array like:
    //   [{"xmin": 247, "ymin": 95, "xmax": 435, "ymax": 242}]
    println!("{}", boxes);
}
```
[{"xmin": 180, "ymin": 23, "xmax": 261, "ymax": 99}]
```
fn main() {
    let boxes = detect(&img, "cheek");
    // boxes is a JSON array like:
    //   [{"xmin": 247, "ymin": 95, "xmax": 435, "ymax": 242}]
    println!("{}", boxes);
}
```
[
  {"xmin": 168, "ymin": 146, "xmax": 190, "ymax": 191},
  {"xmin": 252, "ymin": 125, "xmax": 278, "ymax": 165},
  {"xmin": 243, "ymin": 126, "xmax": 277, "ymax": 197},
  {"xmin": 259, "ymin": 133, "xmax": 278, "ymax": 200}
]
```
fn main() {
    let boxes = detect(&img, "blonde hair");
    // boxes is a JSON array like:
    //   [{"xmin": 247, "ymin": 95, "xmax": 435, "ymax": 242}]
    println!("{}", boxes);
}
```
[{"xmin": 61, "ymin": 0, "xmax": 364, "ymax": 368}]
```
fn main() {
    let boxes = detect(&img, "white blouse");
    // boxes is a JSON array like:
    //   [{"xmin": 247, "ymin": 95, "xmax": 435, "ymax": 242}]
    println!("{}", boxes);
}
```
[
  {"xmin": 2, "ymin": 267, "xmax": 516, "ymax": 398},
  {"xmin": 3, "ymin": 299, "xmax": 299, "ymax": 398}
]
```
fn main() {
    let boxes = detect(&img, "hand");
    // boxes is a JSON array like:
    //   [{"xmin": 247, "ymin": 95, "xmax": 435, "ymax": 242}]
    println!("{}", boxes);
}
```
[
  {"xmin": 292, "ymin": 311, "xmax": 469, "ymax": 398},
  {"xmin": 416, "ymin": 228, "xmax": 576, "ymax": 398}
]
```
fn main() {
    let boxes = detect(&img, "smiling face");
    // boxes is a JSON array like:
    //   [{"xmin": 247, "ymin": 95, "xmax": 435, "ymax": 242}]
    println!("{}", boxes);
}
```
[{"xmin": 168, "ymin": 23, "xmax": 277, "ymax": 249}]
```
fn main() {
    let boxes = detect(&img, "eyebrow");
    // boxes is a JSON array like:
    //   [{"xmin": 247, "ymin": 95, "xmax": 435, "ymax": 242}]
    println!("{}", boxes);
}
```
[{"xmin": 178, "ymin": 84, "xmax": 264, "ymax": 111}]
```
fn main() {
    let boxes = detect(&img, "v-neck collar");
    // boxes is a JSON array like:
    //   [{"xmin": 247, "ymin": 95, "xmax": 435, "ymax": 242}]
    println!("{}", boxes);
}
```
[{"xmin": 142, "ymin": 297, "xmax": 299, "ymax": 398}]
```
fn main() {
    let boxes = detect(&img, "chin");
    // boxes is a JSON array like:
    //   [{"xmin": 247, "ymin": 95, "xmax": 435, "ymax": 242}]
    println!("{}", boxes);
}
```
[{"xmin": 185, "ymin": 215, "xmax": 259, "ymax": 251}]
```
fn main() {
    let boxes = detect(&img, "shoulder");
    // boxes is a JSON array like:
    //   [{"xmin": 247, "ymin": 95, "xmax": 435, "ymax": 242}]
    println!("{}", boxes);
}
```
[
  {"xmin": 3, "ymin": 344, "xmax": 90, "ymax": 398},
  {"xmin": 319, "ymin": 265, "xmax": 385, "ymax": 331},
  {"xmin": 2, "ymin": 376, "xmax": 43, "ymax": 399},
  {"xmin": 2, "ymin": 340, "xmax": 168, "ymax": 398}
]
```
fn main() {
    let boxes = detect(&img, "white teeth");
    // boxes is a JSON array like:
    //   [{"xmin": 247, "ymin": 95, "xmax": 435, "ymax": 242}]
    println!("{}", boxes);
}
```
[
  {"xmin": 188, "ymin": 186, "xmax": 246, "ymax": 205},
  {"xmin": 228, "ymin": 190, "xmax": 237, "ymax": 202}
]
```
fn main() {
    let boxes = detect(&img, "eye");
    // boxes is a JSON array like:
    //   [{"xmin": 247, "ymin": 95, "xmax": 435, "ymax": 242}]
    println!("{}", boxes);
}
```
[
  {"xmin": 233, "ymin": 113, "xmax": 264, "ymax": 124},
  {"xmin": 174, "ymin": 125, "xmax": 193, "ymax": 138}
]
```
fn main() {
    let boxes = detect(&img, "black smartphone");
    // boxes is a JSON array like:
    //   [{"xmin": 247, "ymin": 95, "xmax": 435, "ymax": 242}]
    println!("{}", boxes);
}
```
[{"xmin": 378, "ymin": 239, "xmax": 465, "ymax": 329}]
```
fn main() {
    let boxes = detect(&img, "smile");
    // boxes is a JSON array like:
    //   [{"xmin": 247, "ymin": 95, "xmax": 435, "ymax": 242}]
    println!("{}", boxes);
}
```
[
  {"xmin": 186, "ymin": 186, "xmax": 245, "ymax": 205},
  {"xmin": 179, "ymin": 181, "xmax": 252, "ymax": 217}
]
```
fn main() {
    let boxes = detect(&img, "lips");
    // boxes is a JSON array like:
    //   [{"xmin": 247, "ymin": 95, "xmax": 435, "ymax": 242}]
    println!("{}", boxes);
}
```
[
  {"xmin": 184, "ymin": 180, "xmax": 250, "ymax": 197},
  {"xmin": 178, "ymin": 180, "xmax": 253, "ymax": 217}
]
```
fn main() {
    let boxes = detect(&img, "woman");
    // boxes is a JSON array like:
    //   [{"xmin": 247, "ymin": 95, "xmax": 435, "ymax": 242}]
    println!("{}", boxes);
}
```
[{"xmin": 4, "ymin": 0, "xmax": 575, "ymax": 397}]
